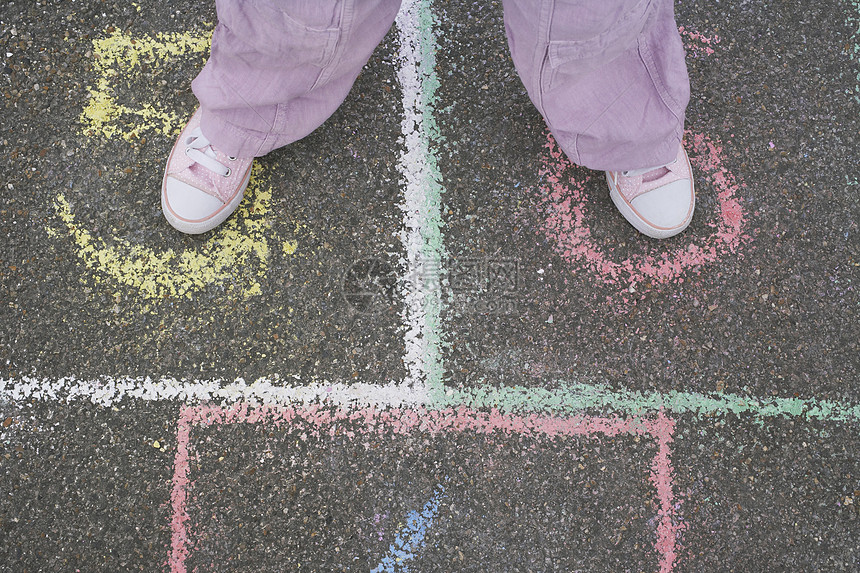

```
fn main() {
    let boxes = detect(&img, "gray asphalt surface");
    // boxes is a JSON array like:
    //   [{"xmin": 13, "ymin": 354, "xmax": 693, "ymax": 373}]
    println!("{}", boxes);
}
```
[{"xmin": 1, "ymin": 0, "xmax": 858, "ymax": 571}]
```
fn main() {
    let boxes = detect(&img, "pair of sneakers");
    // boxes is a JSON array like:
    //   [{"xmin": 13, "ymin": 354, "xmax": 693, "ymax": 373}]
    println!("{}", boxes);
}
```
[{"xmin": 162, "ymin": 110, "xmax": 695, "ymax": 238}]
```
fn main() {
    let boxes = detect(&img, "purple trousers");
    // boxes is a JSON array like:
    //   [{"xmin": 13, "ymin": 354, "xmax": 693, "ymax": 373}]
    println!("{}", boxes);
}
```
[{"xmin": 192, "ymin": 0, "xmax": 689, "ymax": 171}]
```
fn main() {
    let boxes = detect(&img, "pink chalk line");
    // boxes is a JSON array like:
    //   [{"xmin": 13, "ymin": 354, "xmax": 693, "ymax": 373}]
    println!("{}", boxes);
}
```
[
  {"xmin": 537, "ymin": 130, "xmax": 750, "ymax": 293},
  {"xmin": 168, "ymin": 403, "xmax": 683, "ymax": 573},
  {"xmin": 679, "ymin": 26, "xmax": 721, "ymax": 57}
]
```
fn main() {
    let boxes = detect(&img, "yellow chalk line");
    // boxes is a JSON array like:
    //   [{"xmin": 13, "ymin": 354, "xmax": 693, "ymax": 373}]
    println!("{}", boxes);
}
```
[
  {"xmin": 49, "ymin": 163, "xmax": 298, "ymax": 301},
  {"xmin": 80, "ymin": 29, "xmax": 211, "ymax": 141},
  {"xmin": 56, "ymin": 28, "xmax": 302, "ymax": 305}
]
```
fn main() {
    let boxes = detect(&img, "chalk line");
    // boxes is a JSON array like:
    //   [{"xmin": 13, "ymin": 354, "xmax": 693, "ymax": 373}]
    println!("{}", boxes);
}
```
[
  {"xmin": 396, "ymin": 0, "xmax": 448, "ymax": 391},
  {"xmin": 2, "ymin": 376, "xmax": 857, "ymax": 425},
  {"xmin": 371, "ymin": 484, "xmax": 446, "ymax": 573},
  {"xmin": 435, "ymin": 380, "xmax": 860, "ymax": 425},
  {"xmin": 0, "ymin": 376, "xmax": 425, "ymax": 409},
  {"xmin": 168, "ymin": 404, "xmax": 680, "ymax": 573}
]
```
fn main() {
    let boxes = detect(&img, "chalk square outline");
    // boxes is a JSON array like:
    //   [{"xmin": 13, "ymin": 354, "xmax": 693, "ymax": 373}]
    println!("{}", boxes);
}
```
[{"xmin": 168, "ymin": 404, "xmax": 682, "ymax": 573}]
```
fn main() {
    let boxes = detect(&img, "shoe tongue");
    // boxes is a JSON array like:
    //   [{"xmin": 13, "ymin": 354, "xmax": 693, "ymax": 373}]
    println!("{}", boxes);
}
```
[
  {"xmin": 191, "ymin": 133, "xmax": 218, "ymax": 161},
  {"xmin": 185, "ymin": 144, "xmax": 225, "ymax": 200},
  {"xmin": 187, "ymin": 133, "xmax": 225, "ymax": 181},
  {"xmin": 623, "ymin": 158, "xmax": 675, "ymax": 178},
  {"xmin": 641, "ymin": 166, "xmax": 670, "ymax": 184},
  {"xmin": 188, "ymin": 128, "xmax": 217, "ymax": 158}
]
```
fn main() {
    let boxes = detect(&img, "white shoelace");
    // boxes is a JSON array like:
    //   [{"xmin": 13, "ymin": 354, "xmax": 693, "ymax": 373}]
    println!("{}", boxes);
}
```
[{"xmin": 183, "ymin": 128, "xmax": 232, "ymax": 177}]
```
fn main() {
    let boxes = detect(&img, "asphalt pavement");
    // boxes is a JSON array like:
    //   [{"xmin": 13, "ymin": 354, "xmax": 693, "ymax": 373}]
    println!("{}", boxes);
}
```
[{"xmin": 1, "ymin": 0, "xmax": 858, "ymax": 571}]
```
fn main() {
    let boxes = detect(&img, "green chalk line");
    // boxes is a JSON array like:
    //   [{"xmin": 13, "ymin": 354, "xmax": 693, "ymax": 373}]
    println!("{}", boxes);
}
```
[
  {"xmin": 430, "ymin": 381, "xmax": 860, "ymax": 425},
  {"xmin": 415, "ymin": 0, "xmax": 448, "ymax": 389},
  {"xmin": 416, "ymin": 0, "xmax": 858, "ymax": 425}
]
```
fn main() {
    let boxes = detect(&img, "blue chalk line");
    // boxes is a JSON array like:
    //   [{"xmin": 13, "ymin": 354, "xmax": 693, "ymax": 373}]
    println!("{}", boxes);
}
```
[{"xmin": 370, "ymin": 484, "xmax": 446, "ymax": 572}]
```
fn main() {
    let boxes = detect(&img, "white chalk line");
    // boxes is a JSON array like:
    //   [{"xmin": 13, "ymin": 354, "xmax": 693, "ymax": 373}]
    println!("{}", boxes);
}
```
[
  {"xmin": 396, "ymin": 0, "xmax": 448, "ymax": 391},
  {"xmin": 0, "ymin": 377, "xmax": 426, "ymax": 409},
  {"xmin": 4, "ymin": 376, "xmax": 857, "ymax": 428},
  {"xmin": 0, "ymin": 3, "xmax": 442, "ymax": 412}
]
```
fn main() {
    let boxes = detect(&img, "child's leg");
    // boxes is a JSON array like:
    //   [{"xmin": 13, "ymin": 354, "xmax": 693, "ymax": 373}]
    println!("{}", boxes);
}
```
[
  {"xmin": 193, "ymin": 0, "xmax": 402, "ymax": 158},
  {"xmin": 502, "ymin": 0, "xmax": 689, "ymax": 172},
  {"xmin": 162, "ymin": 0, "xmax": 401, "ymax": 234},
  {"xmin": 502, "ymin": 0, "xmax": 694, "ymax": 238}
]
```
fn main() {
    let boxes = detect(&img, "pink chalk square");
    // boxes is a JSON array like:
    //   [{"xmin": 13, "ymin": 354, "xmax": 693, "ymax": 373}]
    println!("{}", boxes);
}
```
[{"xmin": 169, "ymin": 404, "xmax": 682, "ymax": 572}]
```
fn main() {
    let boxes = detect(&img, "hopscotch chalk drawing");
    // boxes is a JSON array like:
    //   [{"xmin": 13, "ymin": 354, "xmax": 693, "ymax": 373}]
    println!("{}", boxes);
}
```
[
  {"xmin": 50, "ymin": 29, "xmax": 299, "ymax": 303},
  {"xmin": 169, "ymin": 404, "xmax": 683, "ymax": 573},
  {"xmin": 80, "ymin": 30, "xmax": 211, "ymax": 142}
]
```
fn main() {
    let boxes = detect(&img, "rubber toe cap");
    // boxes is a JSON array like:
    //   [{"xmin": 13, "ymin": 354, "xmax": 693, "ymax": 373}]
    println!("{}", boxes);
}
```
[
  {"xmin": 163, "ymin": 176, "xmax": 224, "ymax": 223},
  {"xmin": 630, "ymin": 179, "xmax": 693, "ymax": 229}
]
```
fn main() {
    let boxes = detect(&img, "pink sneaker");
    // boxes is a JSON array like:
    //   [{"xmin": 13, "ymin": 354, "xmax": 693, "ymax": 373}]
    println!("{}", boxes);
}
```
[
  {"xmin": 605, "ymin": 145, "xmax": 696, "ymax": 239},
  {"xmin": 161, "ymin": 109, "xmax": 254, "ymax": 234}
]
